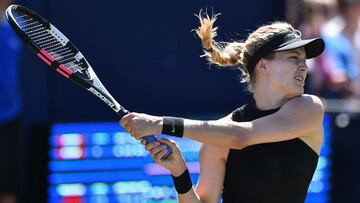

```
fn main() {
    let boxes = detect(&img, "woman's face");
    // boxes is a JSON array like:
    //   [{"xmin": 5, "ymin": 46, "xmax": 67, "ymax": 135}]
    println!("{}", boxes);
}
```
[{"xmin": 264, "ymin": 47, "xmax": 308, "ymax": 96}]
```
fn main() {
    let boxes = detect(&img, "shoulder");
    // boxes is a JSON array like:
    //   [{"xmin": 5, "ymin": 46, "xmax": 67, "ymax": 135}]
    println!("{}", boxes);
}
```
[
  {"xmin": 280, "ymin": 94, "xmax": 324, "ymax": 122},
  {"xmin": 282, "ymin": 94, "xmax": 324, "ymax": 112}
]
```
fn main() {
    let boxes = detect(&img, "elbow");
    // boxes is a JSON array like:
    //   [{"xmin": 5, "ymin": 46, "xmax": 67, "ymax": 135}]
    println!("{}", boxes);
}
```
[
  {"xmin": 225, "ymin": 122, "xmax": 250, "ymax": 149},
  {"xmin": 232, "ymin": 135, "xmax": 248, "ymax": 149},
  {"xmin": 233, "ymin": 136, "xmax": 248, "ymax": 149}
]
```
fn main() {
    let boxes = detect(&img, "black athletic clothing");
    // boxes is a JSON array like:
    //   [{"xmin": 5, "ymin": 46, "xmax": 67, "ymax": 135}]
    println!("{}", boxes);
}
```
[{"xmin": 222, "ymin": 99, "xmax": 319, "ymax": 203}]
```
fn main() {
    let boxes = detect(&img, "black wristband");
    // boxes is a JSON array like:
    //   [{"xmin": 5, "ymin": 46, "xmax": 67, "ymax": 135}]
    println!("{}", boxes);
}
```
[
  {"xmin": 171, "ymin": 168, "xmax": 193, "ymax": 194},
  {"xmin": 162, "ymin": 116, "xmax": 184, "ymax": 137}
]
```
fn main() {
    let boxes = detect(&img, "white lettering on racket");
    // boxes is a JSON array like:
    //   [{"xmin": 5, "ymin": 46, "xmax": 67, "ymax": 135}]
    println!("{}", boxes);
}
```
[{"xmin": 88, "ymin": 87, "xmax": 115, "ymax": 108}]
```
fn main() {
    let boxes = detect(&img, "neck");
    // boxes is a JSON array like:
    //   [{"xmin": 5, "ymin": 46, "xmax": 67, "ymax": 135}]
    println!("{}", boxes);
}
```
[{"xmin": 253, "ymin": 83, "xmax": 291, "ymax": 110}]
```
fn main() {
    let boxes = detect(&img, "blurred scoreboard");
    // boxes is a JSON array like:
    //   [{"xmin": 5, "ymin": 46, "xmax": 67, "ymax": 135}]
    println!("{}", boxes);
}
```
[{"xmin": 48, "ymin": 116, "xmax": 332, "ymax": 203}]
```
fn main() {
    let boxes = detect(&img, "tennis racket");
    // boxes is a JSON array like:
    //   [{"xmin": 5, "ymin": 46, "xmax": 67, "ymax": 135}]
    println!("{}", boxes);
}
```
[{"xmin": 5, "ymin": 4, "xmax": 171, "ymax": 159}]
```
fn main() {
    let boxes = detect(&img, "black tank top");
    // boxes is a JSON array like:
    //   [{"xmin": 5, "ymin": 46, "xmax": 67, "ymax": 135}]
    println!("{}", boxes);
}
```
[{"xmin": 222, "ymin": 99, "xmax": 319, "ymax": 203}]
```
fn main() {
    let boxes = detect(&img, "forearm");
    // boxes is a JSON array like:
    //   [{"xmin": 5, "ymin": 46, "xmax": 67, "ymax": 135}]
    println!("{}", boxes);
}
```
[
  {"xmin": 170, "ymin": 165, "xmax": 202, "ymax": 203},
  {"xmin": 182, "ymin": 119, "xmax": 250, "ymax": 149}
]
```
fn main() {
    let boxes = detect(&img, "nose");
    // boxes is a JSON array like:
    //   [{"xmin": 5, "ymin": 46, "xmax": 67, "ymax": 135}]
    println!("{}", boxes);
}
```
[
  {"xmin": 298, "ymin": 60, "xmax": 308, "ymax": 72},
  {"xmin": 299, "ymin": 65, "xmax": 308, "ymax": 72}
]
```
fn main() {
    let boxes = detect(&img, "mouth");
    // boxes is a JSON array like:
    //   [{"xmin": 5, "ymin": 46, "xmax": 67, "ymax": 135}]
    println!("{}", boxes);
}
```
[{"xmin": 295, "ymin": 76, "xmax": 305, "ymax": 84}]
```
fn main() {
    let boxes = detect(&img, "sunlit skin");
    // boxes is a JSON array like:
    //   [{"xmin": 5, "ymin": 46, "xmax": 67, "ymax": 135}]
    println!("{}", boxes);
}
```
[
  {"xmin": 254, "ymin": 47, "xmax": 308, "ymax": 110},
  {"xmin": 266, "ymin": 48, "xmax": 308, "ymax": 95}
]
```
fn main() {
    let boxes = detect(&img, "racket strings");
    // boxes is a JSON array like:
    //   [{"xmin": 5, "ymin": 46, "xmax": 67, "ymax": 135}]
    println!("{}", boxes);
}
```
[
  {"xmin": 47, "ymin": 47, "xmax": 73, "ymax": 59},
  {"xmin": 53, "ymin": 49, "xmax": 73, "ymax": 58},
  {"xmin": 14, "ymin": 14, "xmax": 27, "ymax": 19},
  {"xmin": 47, "ymin": 46, "xmax": 67, "ymax": 53},
  {"xmin": 29, "ymin": 30, "xmax": 50, "ymax": 40},
  {"xmin": 13, "ymin": 9, "xmax": 86, "ymax": 73},
  {"xmin": 59, "ymin": 55, "xmax": 76, "ymax": 63},
  {"xmin": 22, "ymin": 22, "xmax": 42, "ymax": 32},
  {"xmin": 65, "ymin": 61, "xmax": 85, "ymax": 72},
  {"xmin": 36, "ymin": 37, "xmax": 58, "ymax": 46},
  {"xmin": 16, "ymin": 17, "xmax": 34, "ymax": 25},
  {"xmin": 14, "ymin": 12, "xmax": 64, "ymax": 53}
]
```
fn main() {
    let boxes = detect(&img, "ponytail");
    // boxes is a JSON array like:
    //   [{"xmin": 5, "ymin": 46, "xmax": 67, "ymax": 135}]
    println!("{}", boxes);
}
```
[{"xmin": 195, "ymin": 10, "xmax": 244, "ymax": 67}]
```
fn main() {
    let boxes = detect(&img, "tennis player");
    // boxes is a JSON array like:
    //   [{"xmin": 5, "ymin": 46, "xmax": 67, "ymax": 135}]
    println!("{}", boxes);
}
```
[{"xmin": 120, "ymin": 12, "xmax": 325, "ymax": 202}]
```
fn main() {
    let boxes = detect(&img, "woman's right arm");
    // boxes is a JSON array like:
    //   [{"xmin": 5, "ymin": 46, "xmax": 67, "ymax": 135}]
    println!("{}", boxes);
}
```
[
  {"xmin": 144, "ymin": 138, "xmax": 227, "ymax": 203},
  {"xmin": 195, "ymin": 144, "xmax": 228, "ymax": 203}
]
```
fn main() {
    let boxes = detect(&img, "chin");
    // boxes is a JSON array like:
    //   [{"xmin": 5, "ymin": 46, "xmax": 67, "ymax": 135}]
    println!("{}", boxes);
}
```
[
  {"xmin": 288, "ymin": 86, "xmax": 304, "ymax": 97},
  {"xmin": 295, "ymin": 88, "xmax": 304, "ymax": 96}
]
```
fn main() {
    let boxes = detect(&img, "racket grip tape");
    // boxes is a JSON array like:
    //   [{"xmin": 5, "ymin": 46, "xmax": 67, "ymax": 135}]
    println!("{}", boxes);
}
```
[{"xmin": 143, "ymin": 136, "xmax": 172, "ymax": 160}]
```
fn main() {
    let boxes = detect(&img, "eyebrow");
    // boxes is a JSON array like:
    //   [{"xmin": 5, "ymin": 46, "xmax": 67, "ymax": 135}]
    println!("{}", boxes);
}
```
[
  {"xmin": 288, "ymin": 50, "xmax": 301, "ymax": 55},
  {"xmin": 287, "ymin": 50, "xmax": 306, "ymax": 58}
]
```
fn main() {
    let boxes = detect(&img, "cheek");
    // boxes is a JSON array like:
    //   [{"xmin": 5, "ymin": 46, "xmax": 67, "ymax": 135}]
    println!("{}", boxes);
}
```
[
  {"xmin": 269, "ymin": 63, "xmax": 293, "ymax": 79},
  {"xmin": 268, "ymin": 65, "xmax": 297, "ymax": 87}
]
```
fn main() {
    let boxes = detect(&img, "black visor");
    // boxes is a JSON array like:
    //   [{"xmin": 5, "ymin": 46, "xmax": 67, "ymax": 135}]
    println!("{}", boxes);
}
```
[{"xmin": 247, "ymin": 31, "xmax": 325, "ymax": 74}]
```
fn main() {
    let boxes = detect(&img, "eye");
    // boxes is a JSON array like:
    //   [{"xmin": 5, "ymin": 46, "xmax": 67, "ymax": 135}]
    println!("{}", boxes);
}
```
[{"xmin": 289, "ymin": 56, "xmax": 297, "ymax": 60}]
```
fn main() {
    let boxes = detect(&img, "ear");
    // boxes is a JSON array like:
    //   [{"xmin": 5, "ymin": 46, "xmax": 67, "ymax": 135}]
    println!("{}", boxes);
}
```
[{"xmin": 256, "ymin": 59, "xmax": 268, "ymax": 73}]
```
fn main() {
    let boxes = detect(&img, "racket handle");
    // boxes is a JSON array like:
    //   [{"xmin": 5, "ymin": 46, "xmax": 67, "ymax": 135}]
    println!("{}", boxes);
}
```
[
  {"xmin": 117, "ymin": 108, "xmax": 130, "ymax": 119},
  {"xmin": 117, "ymin": 109, "xmax": 172, "ymax": 159},
  {"xmin": 143, "ymin": 136, "xmax": 172, "ymax": 160}
]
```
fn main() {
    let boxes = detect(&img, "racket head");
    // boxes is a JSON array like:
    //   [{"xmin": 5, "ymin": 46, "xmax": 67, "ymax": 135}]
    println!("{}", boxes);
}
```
[{"xmin": 6, "ymin": 4, "xmax": 127, "ymax": 115}]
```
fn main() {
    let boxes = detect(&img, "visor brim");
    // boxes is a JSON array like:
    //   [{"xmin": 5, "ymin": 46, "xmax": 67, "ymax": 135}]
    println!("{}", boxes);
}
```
[{"xmin": 273, "ymin": 38, "xmax": 325, "ymax": 59}]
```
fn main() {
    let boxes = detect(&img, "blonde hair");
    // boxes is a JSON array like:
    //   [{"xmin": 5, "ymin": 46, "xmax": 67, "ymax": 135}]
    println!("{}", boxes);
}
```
[{"xmin": 195, "ymin": 10, "xmax": 300, "ymax": 92}]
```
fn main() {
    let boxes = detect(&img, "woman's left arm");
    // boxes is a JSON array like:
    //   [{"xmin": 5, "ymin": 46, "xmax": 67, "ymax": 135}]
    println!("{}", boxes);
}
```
[
  {"xmin": 120, "ymin": 95, "xmax": 324, "ymax": 149},
  {"xmin": 182, "ymin": 95, "xmax": 324, "ymax": 149}
]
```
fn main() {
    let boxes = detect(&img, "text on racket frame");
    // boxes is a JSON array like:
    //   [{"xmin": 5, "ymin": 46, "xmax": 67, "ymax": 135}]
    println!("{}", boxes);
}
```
[{"xmin": 88, "ymin": 87, "xmax": 115, "ymax": 109}]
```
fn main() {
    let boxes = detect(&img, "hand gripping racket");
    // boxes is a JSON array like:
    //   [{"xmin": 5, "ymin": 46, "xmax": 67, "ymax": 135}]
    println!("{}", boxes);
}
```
[{"xmin": 6, "ymin": 4, "xmax": 171, "ymax": 159}]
